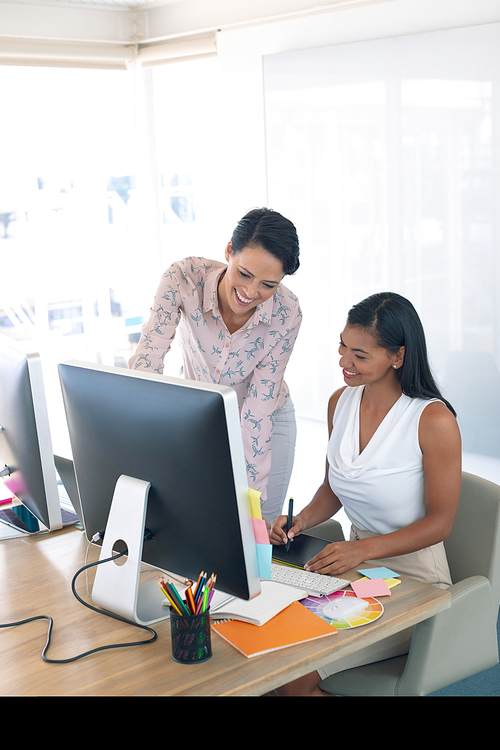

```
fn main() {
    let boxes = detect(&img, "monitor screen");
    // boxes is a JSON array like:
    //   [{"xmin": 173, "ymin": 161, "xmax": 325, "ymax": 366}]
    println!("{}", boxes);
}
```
[
  {"xmin": 0, "ymin": 334, "xmax": 63, "ymax": 533},
  {"xmin": 58, "ymin": 361, "xmax": 261, "ymax": 607}
]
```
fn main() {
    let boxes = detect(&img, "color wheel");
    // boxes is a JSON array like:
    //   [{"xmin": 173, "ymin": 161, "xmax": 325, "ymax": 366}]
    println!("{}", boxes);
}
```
[{"xmin": 300, "ymin": 590, "xmax": 383, "ymax": 630}]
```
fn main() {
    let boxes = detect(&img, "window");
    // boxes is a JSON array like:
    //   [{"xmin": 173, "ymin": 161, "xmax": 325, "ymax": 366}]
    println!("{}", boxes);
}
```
[
  {"xmin": 151, "ymin": 57, "xmax": 234, "ymax": 267},
  {"xmin": 264, "ymin": 24, "xmax": 500, "ymax": 477},
  {"xmin": 0, "ymin": 58, "xmax": 231, "ymax": 452},
  {"xmin": 0, "ymin": 65, "xmax": 143, "ymax": 451}
]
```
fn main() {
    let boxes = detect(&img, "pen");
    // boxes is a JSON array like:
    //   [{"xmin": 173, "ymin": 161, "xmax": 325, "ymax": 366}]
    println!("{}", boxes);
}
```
[
  {"xmin": 285, "ymin": 496, "xmax": 293, "ymax": 552},
  {"xmin": 210, "ymin": 595, "xmax": 235, "ymax": 613}
]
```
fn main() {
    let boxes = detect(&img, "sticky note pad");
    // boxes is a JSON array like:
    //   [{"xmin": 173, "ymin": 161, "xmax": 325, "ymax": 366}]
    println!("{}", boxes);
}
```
[
  {"xmin": 383, "ymin": 577, "xmax": 401, "ymax": 589},
  {"xmin": 248, "ymin": 488, "xmax": 262, "ymax": 520},
  {"xmin": 357, "ymin": 566, "xmax": 399, "ymax": 580},
  {"xmin": 351, "ymin": 578, "xmax": 391, "ymax": 598},
  {"xmin": 256, "ymin": 542, "xmax": 272, "ymax": 580},
  {"xmin": 252, "ymin": 517, "xmax": 269, "ymax": 544},
  {"xmin": 358, "ymin": 576, "xmax": 401, "ymax": 590}
]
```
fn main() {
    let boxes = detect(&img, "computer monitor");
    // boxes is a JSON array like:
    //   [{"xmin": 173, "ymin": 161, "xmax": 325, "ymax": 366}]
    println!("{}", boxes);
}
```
[
  {"xmin": 58, "ymin": 360, "xmax": 261, "ymax": 625},
  {"xmin": 0, "ymin": 334, "xmax": 76, "ymax": 535}
]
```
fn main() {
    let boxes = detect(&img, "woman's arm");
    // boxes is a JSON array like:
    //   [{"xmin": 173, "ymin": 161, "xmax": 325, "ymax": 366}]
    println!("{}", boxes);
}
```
[
  {"xmin": 129, "ymin": 262, "xmax": 183, "ymax": 373},
  {"xmin": 303, "ymin": 400, "xmax": 462, "ymax": 576}
]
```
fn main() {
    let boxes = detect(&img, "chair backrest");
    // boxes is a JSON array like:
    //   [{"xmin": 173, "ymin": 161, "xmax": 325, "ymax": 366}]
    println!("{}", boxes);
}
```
[{"xmin": 444, "ymin": 471, "xmax": 500, "ymax": 605}]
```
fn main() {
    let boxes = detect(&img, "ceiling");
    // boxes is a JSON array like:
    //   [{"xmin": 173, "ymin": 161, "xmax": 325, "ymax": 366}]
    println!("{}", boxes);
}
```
[
  {"xmin": 0, "ymin": 0, "xmax": 182, "ymax": 7},
  {"xmin": 0, "ymin": 0, "xmax": 382, "ymax": 55}
]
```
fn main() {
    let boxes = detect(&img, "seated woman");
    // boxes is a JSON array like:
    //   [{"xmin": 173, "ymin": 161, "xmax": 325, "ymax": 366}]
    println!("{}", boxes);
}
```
[{"xmin": 269, "ymin": 291, "xmax": 462, "ymax": 696}]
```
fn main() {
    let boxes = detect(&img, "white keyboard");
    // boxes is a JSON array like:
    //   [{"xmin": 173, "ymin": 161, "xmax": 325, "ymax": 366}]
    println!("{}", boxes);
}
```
[{"xmin": 271, "ymin": 563, "xmax": 349, "ymax": 596}]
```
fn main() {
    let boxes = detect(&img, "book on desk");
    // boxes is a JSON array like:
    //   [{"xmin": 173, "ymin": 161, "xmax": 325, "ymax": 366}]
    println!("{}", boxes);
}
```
[
  {"xmin": 211, "ymin": 600, "xmax": 338, "ymax": 658},
  {"xmin": 209, "ymin": 575, "xmax": 340, "ymax": 658}
]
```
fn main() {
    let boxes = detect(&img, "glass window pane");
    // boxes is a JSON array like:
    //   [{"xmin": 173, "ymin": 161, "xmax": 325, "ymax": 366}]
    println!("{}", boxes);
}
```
[
  {"xmin": 263, "ymin": 24, "xmax": 500, "ymax": 481},
  {"xmin": 0, "ymin": 65, "xmax": 145, "ymax": 452},
  {"xmin": 151, "ymin": 57, "xmax": 234, "ymax": 266}
]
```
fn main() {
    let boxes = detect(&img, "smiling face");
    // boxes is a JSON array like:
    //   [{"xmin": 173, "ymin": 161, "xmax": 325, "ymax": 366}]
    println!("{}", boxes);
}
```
[
  {"xmin": 338, "ymin": 324, "xmax": 404, "ymax": 388},
  {"xmin": 218, "ymin": 242, "xmax": 284, "ymax": 328}
]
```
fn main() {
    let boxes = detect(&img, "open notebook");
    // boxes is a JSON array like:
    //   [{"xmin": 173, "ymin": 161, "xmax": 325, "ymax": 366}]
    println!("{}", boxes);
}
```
[{"xmin": 210, "ymin": 580, "xmax": 308, "ymax": 626}]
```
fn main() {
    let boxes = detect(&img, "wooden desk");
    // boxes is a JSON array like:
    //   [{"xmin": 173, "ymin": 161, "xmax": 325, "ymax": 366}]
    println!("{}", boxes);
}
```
[{"xmin": 0, "ymin": 527, "xmax": 450, "ymax": 696}]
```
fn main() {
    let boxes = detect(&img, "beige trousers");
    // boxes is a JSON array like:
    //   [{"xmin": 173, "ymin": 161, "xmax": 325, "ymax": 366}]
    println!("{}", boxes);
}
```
[{"xmin": 317, "ymin": 525, "xmax": 451, "ymax": 681}]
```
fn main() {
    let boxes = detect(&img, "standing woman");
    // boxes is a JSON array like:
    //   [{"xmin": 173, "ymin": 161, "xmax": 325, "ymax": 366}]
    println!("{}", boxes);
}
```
[
  {"xmin": 129, "ymin": 208, "xmax": 301, "ymax": 523},
  {"xmin": 270, "ymin": 292, "xmax": 461, "ymax": 696}
]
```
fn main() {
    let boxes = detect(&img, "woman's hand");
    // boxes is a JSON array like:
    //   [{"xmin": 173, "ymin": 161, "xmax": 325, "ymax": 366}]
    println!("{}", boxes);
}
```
[
  {"xmin": 304, "ymin": 540, "xmax": 368, "ymax": 577},
  {"xmin": 269, "ymin": 514, "xmax": 307, "ymax": 546}
]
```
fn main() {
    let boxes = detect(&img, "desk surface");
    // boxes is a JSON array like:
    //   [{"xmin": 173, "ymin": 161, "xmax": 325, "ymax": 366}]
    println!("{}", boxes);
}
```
[{"xmin": 0, "ymin": 527, "xmax": 450, "ymax": 696}]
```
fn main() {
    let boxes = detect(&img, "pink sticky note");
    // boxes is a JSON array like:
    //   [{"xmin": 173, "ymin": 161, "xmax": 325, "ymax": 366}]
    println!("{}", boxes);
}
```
[
  {"xmin": 252, "ymin": 517, "xmax": 270, "ymax": 545},
  {"xmin": 351, "ymin": 577, "xmax": 391, "ymax": 598}
]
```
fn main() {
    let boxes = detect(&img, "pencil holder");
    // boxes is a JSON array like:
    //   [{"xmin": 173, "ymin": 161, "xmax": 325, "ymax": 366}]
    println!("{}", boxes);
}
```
[{"xmin": 169, "ymin": 607, "xmax": 212, "ymax": 664}]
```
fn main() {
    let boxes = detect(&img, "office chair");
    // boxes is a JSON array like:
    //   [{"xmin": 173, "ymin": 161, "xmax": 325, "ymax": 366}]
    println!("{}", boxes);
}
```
[{"xmin": 318, "ymin": 472, "xmax": 500, "ymax": 696}]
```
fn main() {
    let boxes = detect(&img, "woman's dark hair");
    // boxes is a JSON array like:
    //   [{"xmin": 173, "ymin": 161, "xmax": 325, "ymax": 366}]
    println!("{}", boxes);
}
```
[
  {"xmin": 347, "ymin": 292, "xmax": 456, "ymax": 415},
  {"xmin": 231, "ymin": 207, "xmax": 300, "ymax": 276}
]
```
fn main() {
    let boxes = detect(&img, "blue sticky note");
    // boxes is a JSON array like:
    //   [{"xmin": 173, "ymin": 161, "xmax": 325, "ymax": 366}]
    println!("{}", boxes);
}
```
[
  {"xmin": 357, "ymin": 566, "xmax": 400, "ymax": 579},
  {"xmin": 256, "ymin": 543, "xmax": 272, "ymax": 580}
]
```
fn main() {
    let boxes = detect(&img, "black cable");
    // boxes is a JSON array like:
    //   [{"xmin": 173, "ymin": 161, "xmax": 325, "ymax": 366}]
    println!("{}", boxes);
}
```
[{"xmin": 0, "ymin": 549, "xmax": 157, "ymax": 663}]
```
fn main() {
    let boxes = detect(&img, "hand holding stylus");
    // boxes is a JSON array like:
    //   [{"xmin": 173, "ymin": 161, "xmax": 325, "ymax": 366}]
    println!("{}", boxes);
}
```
[{"xmin": 269, "ymin": 500, "xmax": 306, "ymax": 547}]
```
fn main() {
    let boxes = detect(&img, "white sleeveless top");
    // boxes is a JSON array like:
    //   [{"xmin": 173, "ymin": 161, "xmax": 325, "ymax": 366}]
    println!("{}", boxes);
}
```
[{"xmin": 327, "ymin": 386, "xmax": 439, "ymax": 536}]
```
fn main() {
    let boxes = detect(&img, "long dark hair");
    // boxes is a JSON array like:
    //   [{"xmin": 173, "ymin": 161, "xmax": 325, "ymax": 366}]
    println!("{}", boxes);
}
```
[
  {"xmin": 347, "ymin": 292, "xmax": 456, "ymax": 416},
  {"xmin": 230, "ymin": 207, "xmax": 300, "ymax": 276}
]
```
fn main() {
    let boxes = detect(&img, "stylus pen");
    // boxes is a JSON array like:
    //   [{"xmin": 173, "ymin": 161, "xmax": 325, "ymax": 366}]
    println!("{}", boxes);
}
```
[
  {"xmin": 210, "ymin": 595, "xmax": 236, "ymax": 613},
  {"xmin": 285, "ymin": 496, "xmax": 293, "ymax": 552}
]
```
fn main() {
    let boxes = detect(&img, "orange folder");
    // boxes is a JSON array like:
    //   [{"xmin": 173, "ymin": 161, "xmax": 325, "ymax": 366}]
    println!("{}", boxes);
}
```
[{"xmin": 211, "ymin": 601, "xmax": 337, "ymax": 658}]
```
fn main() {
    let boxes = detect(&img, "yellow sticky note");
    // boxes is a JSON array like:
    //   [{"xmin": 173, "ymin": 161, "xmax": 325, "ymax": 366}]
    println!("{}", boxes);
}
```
[
  {"xmin": 248, "ymin": 488, "xmax": 262, "ymax": 519},
  {"xmin": 384, "ymin": 578, "xmax": 402, "ymax": 589}
]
